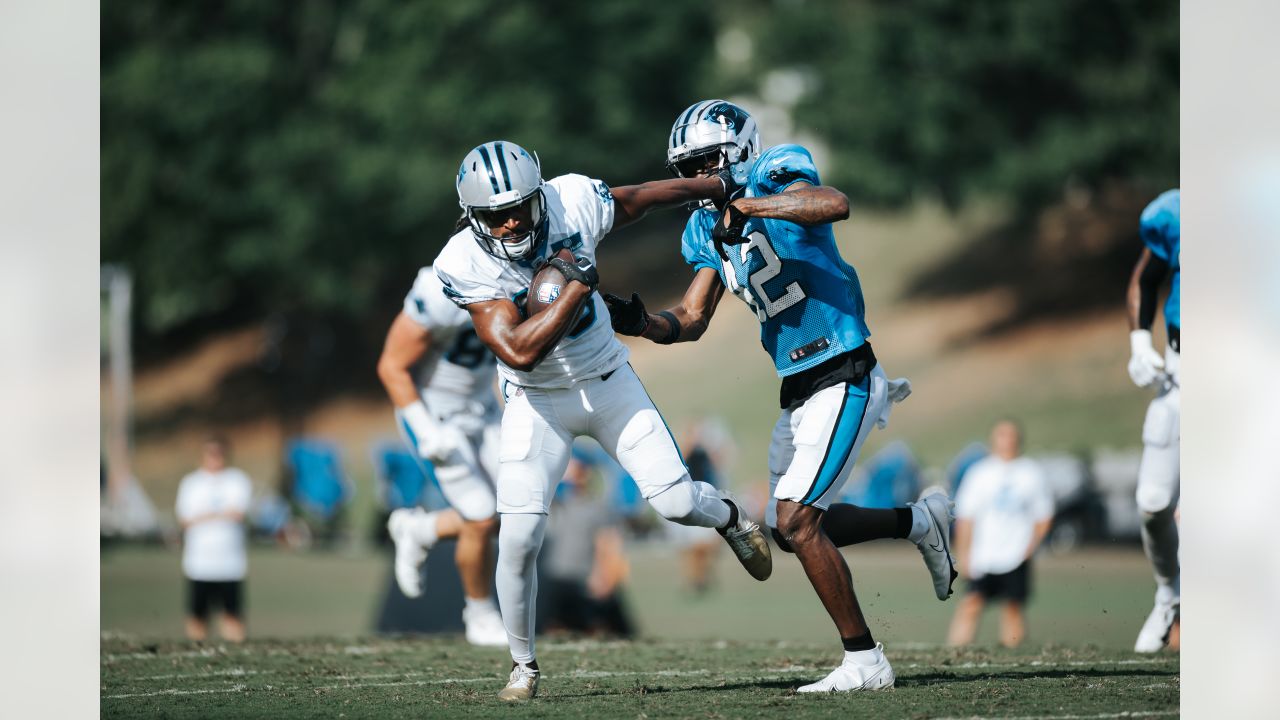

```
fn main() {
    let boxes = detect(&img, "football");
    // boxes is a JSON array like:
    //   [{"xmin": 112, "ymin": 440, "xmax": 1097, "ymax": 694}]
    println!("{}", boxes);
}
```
[{"xmin": 524, "ymin": 248, "xmax": 579, "ymax": 317}]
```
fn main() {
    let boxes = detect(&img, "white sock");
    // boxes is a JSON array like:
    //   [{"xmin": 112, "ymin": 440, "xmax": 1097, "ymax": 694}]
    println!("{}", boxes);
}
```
[
  {"xmin": 907, "ymin": 504, "xmax": 930, "ymax": 544},
  {"xmin": 465, "ymin": 596, "xmax": 497, "ymax": 615},
  {"xmin": 843, "ymin": 645, "xmax": 883, "ymax": 666},
  {"xmin": 496, "ymin": 512, "xmax": 547, "ymax": 665},
  {"xmin": 413, "ymin": 510, "xmax": 440, "ymax": 547}
]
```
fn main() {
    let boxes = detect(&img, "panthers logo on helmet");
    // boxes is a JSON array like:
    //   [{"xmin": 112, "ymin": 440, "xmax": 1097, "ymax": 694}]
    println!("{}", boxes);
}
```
[{"xmin": 703, "ymin": 102, "xmax": 750, "ymax": 134}]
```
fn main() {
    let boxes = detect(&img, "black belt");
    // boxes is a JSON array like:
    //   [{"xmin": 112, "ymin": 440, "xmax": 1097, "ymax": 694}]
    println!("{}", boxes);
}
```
[
  {"xmin": 779, "ymin": 343, "xmax": 876, "ymax": 410},
  {"xmin": 1167, "ymin": 324, "xmax": 1180, "ymax": 353}
]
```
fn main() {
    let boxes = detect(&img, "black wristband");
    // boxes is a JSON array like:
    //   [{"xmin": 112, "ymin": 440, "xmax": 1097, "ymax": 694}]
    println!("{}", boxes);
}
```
[{"xmin": 655, "ymin": 310, "xmax": 682, "ymax": 345}]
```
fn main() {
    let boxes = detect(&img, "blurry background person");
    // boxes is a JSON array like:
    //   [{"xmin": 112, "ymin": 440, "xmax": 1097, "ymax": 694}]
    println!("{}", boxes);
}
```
[
  {"xmin": 1126, "ymin": 189, "xmax": 1181, "ymax": 653},
  {"xmin": 539, "ymin": 449, "xmax": 635, "ymax": 638},
  {"xmin": 668, "ymin": 419, "xmax": 736, "ymax": 596},
  {"xmin": 947, "ymin": 420, "xmax": 1053, "ymax": 648},
  {"xmin": 176, "ymin": 436, "xmax": 253, "ymax": 643}
]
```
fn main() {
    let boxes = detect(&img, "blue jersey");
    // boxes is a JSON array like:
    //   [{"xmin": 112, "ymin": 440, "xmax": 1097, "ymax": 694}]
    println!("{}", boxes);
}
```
[
  {"xmin": 1140, "ymin": 189, "xmax": 1180, "ymax": 329},
  {"xmin": 681, "ymin": 144, "xmax": 870, "ymax": 377}
]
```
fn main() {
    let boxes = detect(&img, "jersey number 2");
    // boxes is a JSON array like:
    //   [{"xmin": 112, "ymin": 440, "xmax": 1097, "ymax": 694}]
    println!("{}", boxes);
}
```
[{"xmin": 723, "ymin": 231, "xmax": 806, "ymax": 321}]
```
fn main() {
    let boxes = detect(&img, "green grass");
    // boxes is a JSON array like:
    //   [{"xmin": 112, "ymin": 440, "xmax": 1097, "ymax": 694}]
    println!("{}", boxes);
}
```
[
  {"xmin": 101, "ymin": 637, "xmax": 1178, "ymax": 719},
  {"xmin": 103, "ymin": 543, "xmax": 1176, "ymax": 716}
]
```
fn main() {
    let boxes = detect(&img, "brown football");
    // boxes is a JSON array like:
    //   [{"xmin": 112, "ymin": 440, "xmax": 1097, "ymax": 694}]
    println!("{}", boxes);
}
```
[{"xmin": 524, "ymin": 248, "xmax": 578, "ymax": 317}]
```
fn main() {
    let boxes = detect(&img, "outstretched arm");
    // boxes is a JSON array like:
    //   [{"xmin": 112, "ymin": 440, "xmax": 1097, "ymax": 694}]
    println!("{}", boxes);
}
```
[
  {"xmin": 611, "ymin": 176, "xmax": 727, "ymax": 229},
  {"xmin": 466, "ymin": 287, "xmax": 592, "ymax": 372},
  {"xmin": 605, "ymin": 267, "xmax": 725, "ymax": 344},
  {"xmin": 721, "ymin": 182, "xmax": 849, "ymax": 231}
]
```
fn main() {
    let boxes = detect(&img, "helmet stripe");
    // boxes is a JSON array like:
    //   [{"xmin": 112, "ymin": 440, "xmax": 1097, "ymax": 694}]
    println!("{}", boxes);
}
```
[
  {"xmin": 679, "ymin": 100, "xmax": 714, "ymax": 146},
  {"xmin": 672, "ymin": 101, "xmax": 702, "ymax": 149},
  {"xmin": 476, "ymin": 144, "xmax": 501, "ymax": 195},
  {"xmin": 494, "ymin": 141, "xmax": 513, "ymax": 192}
]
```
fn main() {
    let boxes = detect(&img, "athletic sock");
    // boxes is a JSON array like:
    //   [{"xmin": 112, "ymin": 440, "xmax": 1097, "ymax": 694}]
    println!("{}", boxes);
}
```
[
  {"xmin": 414, "ymin": 510, "xmax": 440, "ymax": 547},
  {"xmin": 893, "ymin": 508, "xmax": 914, "ymax": 539},
  {"xmin": 716, "ymin": 498, "xmax": 739, "ymax": 535},
  {"xmin": 841, "ymin": 631, "xmax": 876, "ymax": 654},
  {"xmin": 465, "ymin": 596, "xmax": 497, "ymax": 615}
]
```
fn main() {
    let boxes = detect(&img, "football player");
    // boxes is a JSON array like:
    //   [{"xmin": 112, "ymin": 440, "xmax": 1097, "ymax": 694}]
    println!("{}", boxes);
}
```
[
  {"xmin": 1126, "ymin": 188, "xmax": 1180, "ymax": 653},
  {"xmin": 605, "ymin": 100, "xmax": 957, "ymax": 692},
  {"xmin": 433, "ymin": 140, "xmax": 773, "ymax": 701},
  {"xmin": 376, "ymin": 259, "xmax": 506, "ymax": 647}
]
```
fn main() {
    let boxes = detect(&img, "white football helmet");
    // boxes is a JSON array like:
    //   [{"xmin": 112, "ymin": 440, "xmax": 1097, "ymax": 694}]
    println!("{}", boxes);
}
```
[
  {"xmin": 666, "ymin": 99, "xmax": 761, "ymax": 183},
  {"xmin": 456, "ymin": 141, "xmax": 548, "ymax": 261}
]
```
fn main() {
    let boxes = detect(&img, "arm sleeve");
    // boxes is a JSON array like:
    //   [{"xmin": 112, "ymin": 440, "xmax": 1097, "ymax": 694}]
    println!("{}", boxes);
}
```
[
  {"xmin": 752, "ymin": 144, "xmax": 822, "ymax": 196},
  {"xmin": 680, "ymin": 215, "xmax": 720, "ymax": 273},
  {"xmin": 953, "ymin": 470, "xmax": 981, "ymax": 520},
  {"xmin": 175, "ymin": 476, "xmax": 198, "ymax": 521},
  {"xmin": 1028, "ymin": 466, "xmax": 1055, "ymax": 521}
]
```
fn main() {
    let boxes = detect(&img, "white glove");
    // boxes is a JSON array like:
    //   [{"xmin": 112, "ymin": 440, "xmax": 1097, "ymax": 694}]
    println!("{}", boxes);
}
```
[
  {"xmin": 875, "ymin": 373, "xmax": 913, "ymax": 430},
  {"xmin": 1127, "ymin": 330, "xmax": 1165, "ymax": 388},
  {"xmin": 399, "ymin": 401, "xmax": 457, "ymax": 463}
]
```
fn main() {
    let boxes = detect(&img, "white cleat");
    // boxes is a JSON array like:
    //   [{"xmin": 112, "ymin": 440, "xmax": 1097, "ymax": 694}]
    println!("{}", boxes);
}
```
[
  {"xmin": 1134, "ymin": 595, "xmax": 1179, "ymax": 653},
  {"xmin": 463, "ymin": 605, "xmax": 508, "ymax": 648},
  {"xmin": 387, "ymin": 508, "xmax": 432, "ymax": 599},
  {"xmin": 911, "ymin": 491, "xmax": 958, "ymax": 600},
  {"xmin": 497, "ymin": 663, "xmax": 540, "ymax": 701},
  {"xmin": 797, "ymin": 643, "xmax": 896, "ymax": 693},
  {"xmin": 718, "ymin": 494, "xmax": 773, "ymax": 581}
]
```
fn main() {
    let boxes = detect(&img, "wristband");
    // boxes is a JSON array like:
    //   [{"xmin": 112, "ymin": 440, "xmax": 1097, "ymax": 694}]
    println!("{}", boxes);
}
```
[{"xmin": 655, "ymin": 311, "xmax": 682, "ymax": 345}]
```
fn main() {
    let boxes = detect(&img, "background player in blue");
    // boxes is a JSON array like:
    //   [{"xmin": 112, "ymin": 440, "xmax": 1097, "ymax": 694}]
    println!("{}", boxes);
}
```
[
  {"xmin": 604, "ymin": 99, "xmax": 957, "ymax": 693},
  {"xmin": 1126, "ymin": 188, "xmax": 1180, "ymax": 653}
]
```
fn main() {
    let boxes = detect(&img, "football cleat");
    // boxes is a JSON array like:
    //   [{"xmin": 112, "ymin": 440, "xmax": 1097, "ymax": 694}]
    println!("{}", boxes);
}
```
[
  {"xmin": 463, "ymin": 604, "xmax": 508, "ymax": 648},
  {"xmin": 718, "ymin": 494, "xmax": 773, "ymax": 581},
  {"xmin": 497, "ymin": 663, "xmax": 540, "ymax": 701},
  {"xmin": 911, "ymin": 491, "xmax": 959, "ymax": 600},
  {"xmin": 387, "ymin": 508, "xmax": 433, "ymax": 599},
  {"xmin": 1134, "ymin": 594, "xmax": 1180, "ymax": 653},
  {"xmin": 797, "ymin": 643, "xmax": 895, "ymax": 693}
]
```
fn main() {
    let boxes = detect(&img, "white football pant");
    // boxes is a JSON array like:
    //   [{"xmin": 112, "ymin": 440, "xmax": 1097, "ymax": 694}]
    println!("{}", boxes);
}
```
[{"xmin": 1137, "ymin": 347, "xmax": 1180, "ymax": 596}]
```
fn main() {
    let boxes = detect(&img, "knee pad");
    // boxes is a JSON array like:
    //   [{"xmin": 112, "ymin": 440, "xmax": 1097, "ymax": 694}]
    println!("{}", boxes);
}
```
[
  {"xmin": 770, "ymin": 527, "xmax": 795, "ymax": 554},
  {"xmin": 1136, "ymin": 482, "xmax": 1177, "ymax": 516},
  {"xmin": 647, "ymin": 482, "xmax": 697, "ymax": 524}
]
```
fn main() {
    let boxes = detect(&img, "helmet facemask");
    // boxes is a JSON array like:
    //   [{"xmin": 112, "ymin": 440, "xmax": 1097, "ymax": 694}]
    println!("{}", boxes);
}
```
[{"xmin": 466, "ymin": 189, "xmax": 548, "ymax": 262}]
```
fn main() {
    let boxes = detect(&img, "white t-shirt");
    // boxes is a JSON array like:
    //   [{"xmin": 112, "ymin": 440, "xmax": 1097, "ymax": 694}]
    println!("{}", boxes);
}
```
[
  {"xmin": 433, "ymin": 173, "xmax": 628, "ymax": 389},
  {"xmin": 175, "ymin": 467, "xmax": 253, "ymax": 581},
  {"xmin": 402, "ymin": 266, "xmax": 499, "ymax": 416},
  {"xmin": 955, "ymin": 456, "xmax": 1054, "ymax": 577}
]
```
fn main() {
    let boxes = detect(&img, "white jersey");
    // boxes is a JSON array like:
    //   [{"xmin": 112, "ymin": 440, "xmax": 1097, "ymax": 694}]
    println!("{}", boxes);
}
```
[
  {"xmin": 955, "ymin": 456, "xmax": 1054, "ymax": 577},
  {"xmin": 176, "ymin": 467, "xmax": 253, "ymax": 581},
  {"xmin": 403, "ymin": 267, "xmax": 499, "ymax": 412},
  {"xmin": 433, "ymin": 173, "xmax": 628, "ymax": 389}
]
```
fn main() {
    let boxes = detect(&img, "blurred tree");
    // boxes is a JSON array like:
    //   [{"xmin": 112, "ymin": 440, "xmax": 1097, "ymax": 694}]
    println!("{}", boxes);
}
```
[
  {"xmin": 741, "ymin": 0, "xmax": 1178, "ymax": 209},
  {"xmin": 102, "ymin": 1, "xmax": 716, "ymax": 341}
]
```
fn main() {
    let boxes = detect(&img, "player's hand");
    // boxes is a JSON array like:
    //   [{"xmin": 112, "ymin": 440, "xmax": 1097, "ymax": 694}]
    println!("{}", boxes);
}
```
[
  {"xmin": 711, "ymin": 201, "xmax": 751, "ymax": 261},
  {"xmin": 548, "ymin": 255, "xmax": 600, "ymax": 291},
  {"xmin": 416, "ymin": 428, "xmax": 459, "ymax": 463},
  {"xmin": 1127, "ymin": 329, "xmax": 1166, "ymax": 388},
  {"xmin": 603, "ymin": 292, "xmax": 650, "ymax": 336},
  {"xmin": 714, "ymin": 167, "xmax": 744, "ymax": 206}
]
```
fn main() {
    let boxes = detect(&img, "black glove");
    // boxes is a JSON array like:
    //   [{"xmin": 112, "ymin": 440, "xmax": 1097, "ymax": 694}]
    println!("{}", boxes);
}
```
[
  {"xmin": 603, "ymin": 292, "xmax": 649, "ymax": 336},
  {"xmin": 548, "ymin": 255, "xmax": 600, "ymax": 291},
  {"xmin": 711, "ymin": 201, "xmax": 751, "ymax": 260},
  {"xmin": 714, "ymin": 167, "xmax": 744, "ymax": 207}
]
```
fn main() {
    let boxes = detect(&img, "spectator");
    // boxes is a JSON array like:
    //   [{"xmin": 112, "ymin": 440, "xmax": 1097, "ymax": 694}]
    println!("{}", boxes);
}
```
[
  {"xmin": 176, "ymin": 435, "xmax": 253, "ymax": 643},
  {"xmin": 539, "ymin": 452, "xmax": 635, "ymax": 638},
  {"xmin": 947, "ymin": 420, "xmax": 1053, "ymax": 648},
  {"xmin": 668, "ymin": 419, "xmax": 735, "ymax": 596}
]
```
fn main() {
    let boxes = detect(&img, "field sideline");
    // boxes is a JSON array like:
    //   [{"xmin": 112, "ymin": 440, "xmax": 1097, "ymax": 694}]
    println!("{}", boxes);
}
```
[{"xmin": 101, "ymin": 636, "xmax": 1179, "ymax": 719}]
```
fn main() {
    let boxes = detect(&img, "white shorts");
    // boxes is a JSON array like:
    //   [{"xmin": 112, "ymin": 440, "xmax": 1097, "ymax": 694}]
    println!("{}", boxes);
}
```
[
  {"xmin": 398, "ymin": 395, "xmax": 499, "ymax": 522},
  {"xmin": 1137, "ymin": 347, "xmax": 1180, "ymax": 514},
  {"xmin": 495, "ymin": 363, "xmax": 688, "ymax": 514},
  {"xmin": 766, "ymin": 365, "xmax": 890, "ymax": 529}
]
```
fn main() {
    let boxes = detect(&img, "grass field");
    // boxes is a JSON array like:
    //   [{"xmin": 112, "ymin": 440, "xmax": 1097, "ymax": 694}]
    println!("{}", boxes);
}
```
[
  {"xmin": 101, "ymin": 637, "xmax": 1179, "ymax": 719},
  {"xmin": 102, "ymin": 543, "xmax": 1177, "ymax": 717}
]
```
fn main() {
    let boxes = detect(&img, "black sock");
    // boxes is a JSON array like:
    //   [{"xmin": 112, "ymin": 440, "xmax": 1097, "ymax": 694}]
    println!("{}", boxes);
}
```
[
  {"xmin": 514, "ymin": 659, "xmax": 539, "ymax": 672},
  {"xmin": 893, "ymin": 507, "xmax": 913, "ymax": 539},
  {"xmin": 841, "ymin": 631, "xmax": 876, "ymax": 653},
  {"xmin": 717, "ymin": 499, "xmax": 739, "ymax": 534}
]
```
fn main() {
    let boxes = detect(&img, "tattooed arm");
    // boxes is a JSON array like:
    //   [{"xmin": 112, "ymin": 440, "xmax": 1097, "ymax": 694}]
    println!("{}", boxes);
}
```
[{"xmin": 726, "ymin": 181, "xmax": 849, "ymax": 227}]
